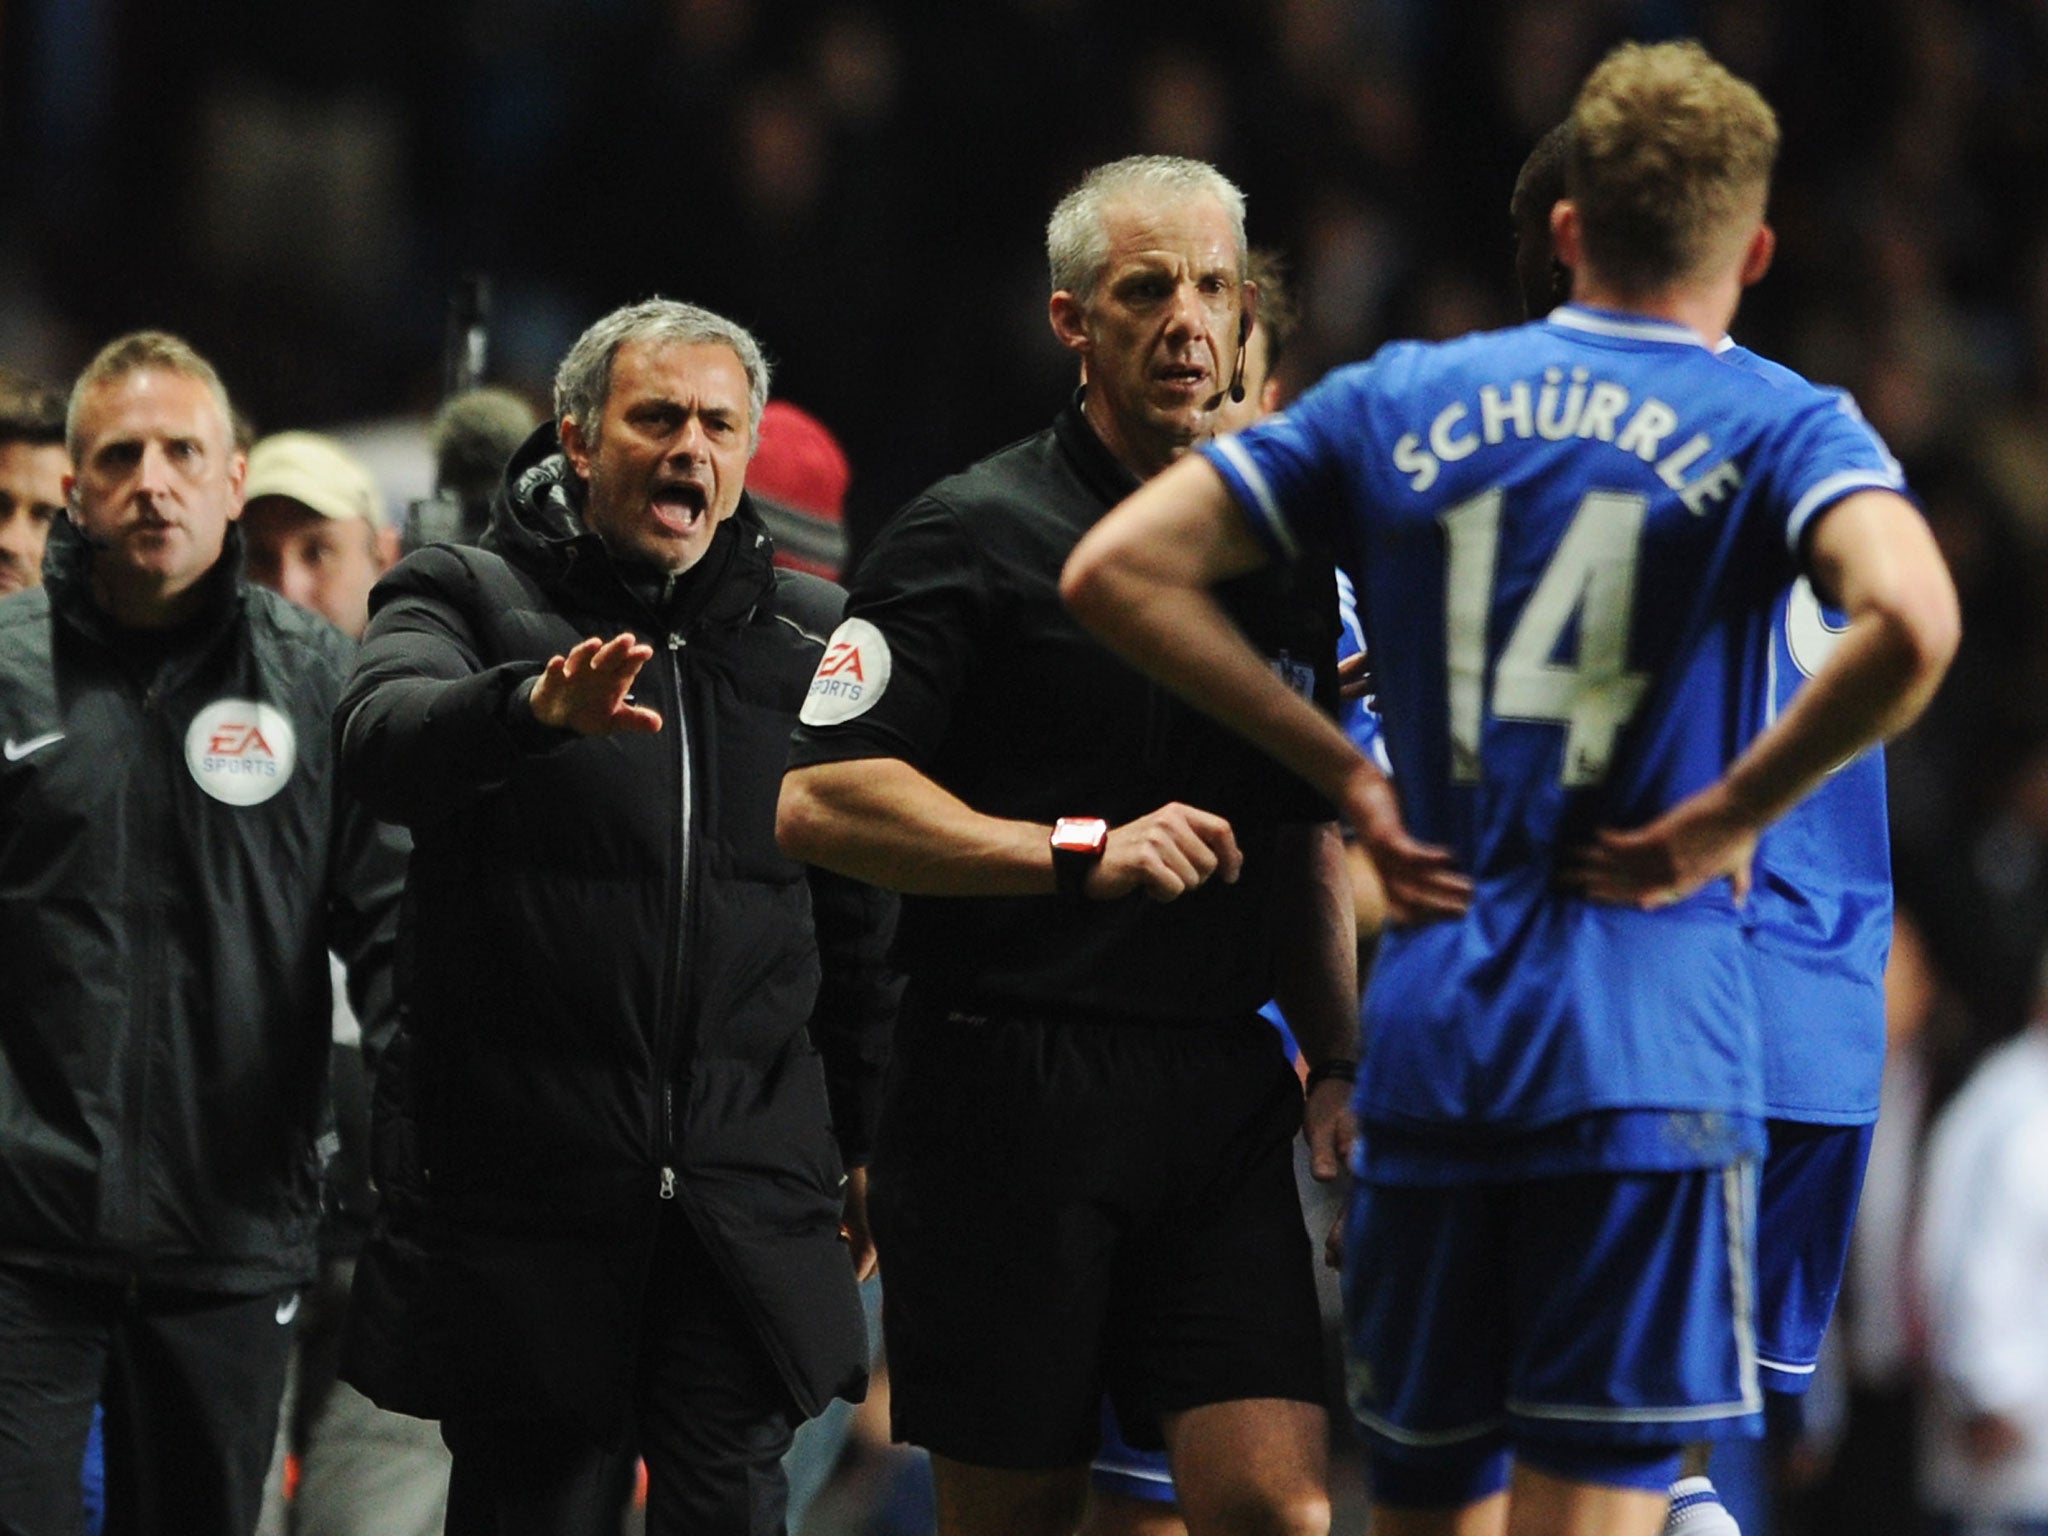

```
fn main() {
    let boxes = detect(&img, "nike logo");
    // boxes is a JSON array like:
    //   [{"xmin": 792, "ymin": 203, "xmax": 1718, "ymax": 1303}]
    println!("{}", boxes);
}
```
[
  {"xmin": 276, "ymin": 1294, "xmax": 301, "ymax": 1327},
  {"xmin": 3, "ymin": 732, "xmax": 62, "ymax": 762}
]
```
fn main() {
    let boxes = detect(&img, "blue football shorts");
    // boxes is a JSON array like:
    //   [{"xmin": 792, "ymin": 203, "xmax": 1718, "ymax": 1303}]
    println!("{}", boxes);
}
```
[
  {"xmin": 1341, "ymin": 1159, "xmax": 1764, "ymax": 1506},
  {"xmin": 1090, "ymin": 1399, "xmax": 1177, "ymax": 1504},
  {"xmin": 1756, "ymin": 1119, "xmax": 1874, "ymax": 1394}
]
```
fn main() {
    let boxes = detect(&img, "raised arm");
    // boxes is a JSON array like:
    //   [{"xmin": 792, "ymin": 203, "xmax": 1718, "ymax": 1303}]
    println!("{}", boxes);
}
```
[{"xmin": 339, "ymin": 550, "xmax": 660, "ymax": 829}]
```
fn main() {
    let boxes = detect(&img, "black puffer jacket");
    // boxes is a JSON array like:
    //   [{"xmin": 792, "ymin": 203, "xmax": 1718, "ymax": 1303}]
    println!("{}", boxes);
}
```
[
  {"xmin": 0, "ymin": 517, "xmax": 406, "ymax": 1292},
  {"xmin": 336, "ymin": 425, "xmax": 895, "ymax": 1436}
]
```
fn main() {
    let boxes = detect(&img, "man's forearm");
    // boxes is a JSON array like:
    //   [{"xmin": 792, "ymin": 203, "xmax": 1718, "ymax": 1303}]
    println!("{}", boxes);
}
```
[
  {"xmin": 1269, "ymin": 822, "xmax": 1360, "ymax": 1071},
  {"xmin": 777, "ymin": 757, "xmax": 1060, "ymax": 896},
  {"xmin": 1721, "ymin": 609, "xmax": 1941, "ymax": 826},
  {"xmin": 1725, "ymin": 490, "xmax": 1959, "ymax": 826}
]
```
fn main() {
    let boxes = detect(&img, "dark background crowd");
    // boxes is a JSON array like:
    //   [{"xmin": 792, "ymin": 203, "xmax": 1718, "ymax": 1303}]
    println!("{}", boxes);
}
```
[{"xmin": 4, "ymin": 1, "xmax": 2048, "ymax": 1531}]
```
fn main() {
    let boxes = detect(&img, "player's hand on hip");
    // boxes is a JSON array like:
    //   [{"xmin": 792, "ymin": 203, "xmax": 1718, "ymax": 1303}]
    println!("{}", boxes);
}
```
[
  {"xmin": 1556, "ymin": 782, "xmax": 1759, "ymax": 910},
  {"xmin": 1343, "ymin": 762, "xmax": 1470, "ymax": 922},
  {"xmin": 1089, "ymin": 803, "xmax": 1242, "ymax": 902},
  {"xmin": 530, "ymin": 634, "xmax": 665, "ymax": 737}
]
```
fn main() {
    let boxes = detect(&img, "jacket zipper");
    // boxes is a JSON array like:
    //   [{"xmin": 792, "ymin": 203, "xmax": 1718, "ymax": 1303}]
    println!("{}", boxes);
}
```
[
  {"xmin": 122, "ymin": 671, "xmax": 177, "ymax": 1249},
  {"xmin": 640, "ymin": 592, "xmax": 833, "ymax": 1413},
  {"xmin": 656, "ymin": 629, "xmax": 692, "ymax": 1198},
  {"xmin": 647, "ymin": 625, "xmax": 789, "ymax": 1386}
]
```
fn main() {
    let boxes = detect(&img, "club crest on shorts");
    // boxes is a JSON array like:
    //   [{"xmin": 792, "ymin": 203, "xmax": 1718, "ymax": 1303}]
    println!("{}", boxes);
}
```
[
  {"xmin": 185, "ymin": 700, "xmax": 296, "ymax": 806},
  {"xmin": 802, "ymin": 618, "xmax": 891, "ymax": 725}
]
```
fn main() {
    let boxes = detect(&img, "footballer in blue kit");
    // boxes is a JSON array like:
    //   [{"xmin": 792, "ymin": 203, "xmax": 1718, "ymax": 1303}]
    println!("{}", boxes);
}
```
[
  {"xmin": 1516, "ymin": 118, "xmax": 1903, "ymax": 1413},
  {"xmin": 1065, "ymin": 39, "xmax": 1958, "ymax": 1536},
  {"xmin": 1726, "ymin": 341, "xmax": 1897, "ymax": 1396},
  {"xmin": 1212, "ymin": 303, "xmax": 1890, "ymax": 1495},
  {"xmin": 1505, "ymin": 122, "xmax": 1905, "ymax": 1535}
]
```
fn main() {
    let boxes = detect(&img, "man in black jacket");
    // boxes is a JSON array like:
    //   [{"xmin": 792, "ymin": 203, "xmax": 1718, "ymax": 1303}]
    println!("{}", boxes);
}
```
[
  {"xmin": 336, "ymin": 297, "xmax": 896, "ymax": 1536},
  {"xmin": 0, "ymin": 331, "xmax": 407, "ymax": 1536}
]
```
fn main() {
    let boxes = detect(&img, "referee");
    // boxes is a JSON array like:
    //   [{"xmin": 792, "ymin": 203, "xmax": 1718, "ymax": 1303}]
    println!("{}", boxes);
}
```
[{"xmin": 778, "ymin": 155, "xmax": 1353, "ymax": 1536}]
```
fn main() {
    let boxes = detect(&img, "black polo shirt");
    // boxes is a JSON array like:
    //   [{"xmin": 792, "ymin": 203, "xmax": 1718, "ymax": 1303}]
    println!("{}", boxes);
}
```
[{"xmin": 789, "ymin": 398, "xmax": 1338, "ymax": 1022}]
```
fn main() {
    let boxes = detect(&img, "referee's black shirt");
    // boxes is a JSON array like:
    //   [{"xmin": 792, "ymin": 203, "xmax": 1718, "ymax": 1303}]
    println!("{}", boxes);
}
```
[{"xmin": 789, "ymin": 398, "xmax": 1339, "ymax": 1024}]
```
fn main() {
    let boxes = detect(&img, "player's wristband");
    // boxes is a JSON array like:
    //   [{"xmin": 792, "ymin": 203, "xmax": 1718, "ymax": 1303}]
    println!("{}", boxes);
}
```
[{"xmin": 1304, "ymin": 1058, "xmax": 1359, "ymax": 1093}]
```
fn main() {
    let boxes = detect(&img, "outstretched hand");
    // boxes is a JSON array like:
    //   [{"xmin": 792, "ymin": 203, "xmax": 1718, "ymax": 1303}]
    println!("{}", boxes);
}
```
[
  {"xmin": 1555, "ymin": 782, "xmax": 1758, "ymax": 909},
  {"xmin": 529, "ymin": 635, "xmax": 664, "ymax": 737}
]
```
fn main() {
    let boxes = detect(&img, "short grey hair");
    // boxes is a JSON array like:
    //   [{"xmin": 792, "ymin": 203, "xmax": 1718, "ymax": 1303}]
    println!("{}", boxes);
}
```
[
  {"xmin": 1045, "ymin": 155, "xmax": 1249, "ymax": 307},
  {"xmin": 552, "ymin": 298, "xmax": 772, "ymax": 449},
  {"xmin": 68, "ymin": 331, "xmax": 236, "ymax": 462}
]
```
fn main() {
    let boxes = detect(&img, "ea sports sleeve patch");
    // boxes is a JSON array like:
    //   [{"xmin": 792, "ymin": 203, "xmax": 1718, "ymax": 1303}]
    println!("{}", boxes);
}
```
[{"xmin": 801, "ymin": 618, "xmax": 892, "ymax": 726}]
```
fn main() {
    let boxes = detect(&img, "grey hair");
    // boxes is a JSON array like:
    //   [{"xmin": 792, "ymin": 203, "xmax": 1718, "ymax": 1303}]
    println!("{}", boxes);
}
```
[
  {"xmin": 552, "ymin": 297, "xmax": 772, "ymax": 449},
  {"xmin": 68, "ymin": 331, "xmax": 236, "ymax": 462},
  {"xmin": 1045, "ymin": 155, "xmax": 1249, "ymax": 307}
]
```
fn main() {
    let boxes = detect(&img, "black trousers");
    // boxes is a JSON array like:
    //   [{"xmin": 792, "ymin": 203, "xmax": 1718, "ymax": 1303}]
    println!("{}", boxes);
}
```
[
  {"xmin": 0, "ymin": 1261, "xmax": 295, "ymax": 1536},
  {"xmin": 440, "ymin": 1207, "xmax": 798, "ymax": 1536}
]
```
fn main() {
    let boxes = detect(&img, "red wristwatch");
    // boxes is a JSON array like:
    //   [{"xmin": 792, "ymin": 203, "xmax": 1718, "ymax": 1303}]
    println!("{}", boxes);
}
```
[{"xmin": 1049, "ymin": 817, "xmax": 1110, "ymax": 900}]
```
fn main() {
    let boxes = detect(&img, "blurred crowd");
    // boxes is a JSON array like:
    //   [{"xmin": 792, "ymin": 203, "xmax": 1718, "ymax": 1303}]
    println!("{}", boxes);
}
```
[{"xmin": 5, "ymin": 1, "xmax": 2048, "ymax": 1533}]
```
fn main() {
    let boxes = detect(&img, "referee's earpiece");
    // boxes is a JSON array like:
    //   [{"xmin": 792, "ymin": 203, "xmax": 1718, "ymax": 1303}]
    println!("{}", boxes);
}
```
[{"xmin": 1204, "ymin": 305, "xmax": 1256, "ymax": 413}]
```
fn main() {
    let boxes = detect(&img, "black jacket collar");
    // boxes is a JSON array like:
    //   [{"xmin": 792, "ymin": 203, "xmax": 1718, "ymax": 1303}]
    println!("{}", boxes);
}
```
[{"xmin": 42, "ymin": 512, "xmax": 246, "ymax": 656}]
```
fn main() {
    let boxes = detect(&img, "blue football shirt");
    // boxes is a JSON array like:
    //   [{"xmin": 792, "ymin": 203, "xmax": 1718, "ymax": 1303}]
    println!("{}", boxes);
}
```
[
  {"xmin": 1722, "ymin": 342, "xmax": 1898, "ymax": 1124},
  {"xmin": 1335, "ymin": 565, "xmax": 1389, "ymax": 769},
  {"xmin": 1202, "ymin": 305, "xmax": 1906, "ymax": 1149}
]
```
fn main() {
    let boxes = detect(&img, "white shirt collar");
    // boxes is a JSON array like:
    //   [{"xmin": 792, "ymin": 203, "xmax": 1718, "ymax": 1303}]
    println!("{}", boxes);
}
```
[{"xmin": 1547, "ymin": 305, "xmax": 1710, "ymax": 349}]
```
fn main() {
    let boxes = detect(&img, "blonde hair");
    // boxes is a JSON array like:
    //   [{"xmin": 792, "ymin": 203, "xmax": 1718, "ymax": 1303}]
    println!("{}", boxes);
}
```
[
  {"xmin": 1567, "ymin": 40, "xmax": 1780, "ymax": 293},
  {"xmin": 67, "ymin": 331, "xmax": 236, "ymax": 461}
]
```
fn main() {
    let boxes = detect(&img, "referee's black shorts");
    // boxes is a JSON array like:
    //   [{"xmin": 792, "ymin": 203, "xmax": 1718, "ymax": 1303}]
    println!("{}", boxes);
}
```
[{"xmin": 867, "ymin": 994, "xmax": 1326, "ymax": 1470}]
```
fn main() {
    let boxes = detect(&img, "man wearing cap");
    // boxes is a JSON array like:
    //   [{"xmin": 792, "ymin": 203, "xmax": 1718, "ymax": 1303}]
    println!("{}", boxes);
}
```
[
  {"xmin": 241, "ymin": 431, "xmax": 400, "ymax": 641},
  {"xmin": 236, "ymin": 427, "xmax": 451, "ymax": 1536}
]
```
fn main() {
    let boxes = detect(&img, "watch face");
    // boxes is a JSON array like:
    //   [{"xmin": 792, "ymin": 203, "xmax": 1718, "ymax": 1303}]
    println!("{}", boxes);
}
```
[{"xmin": 1051, "ymin": 817, "xmax": 1109, "ymax": 854}]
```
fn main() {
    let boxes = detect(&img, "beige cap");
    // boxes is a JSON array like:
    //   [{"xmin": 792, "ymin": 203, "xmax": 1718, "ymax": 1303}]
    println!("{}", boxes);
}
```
[{"xmin": 244, "ymin": 432, "xmax": 386, "ymax": 527}]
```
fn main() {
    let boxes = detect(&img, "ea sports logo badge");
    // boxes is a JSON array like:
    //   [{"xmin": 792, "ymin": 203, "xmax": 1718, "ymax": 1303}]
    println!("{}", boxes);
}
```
[
  {"xmin": 802, "ymin": 618, "xmax": 891, "ymax": 726},
  {"xmin": 185, "ymin": 700, "xmax": 296, "ymax": 806}
]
